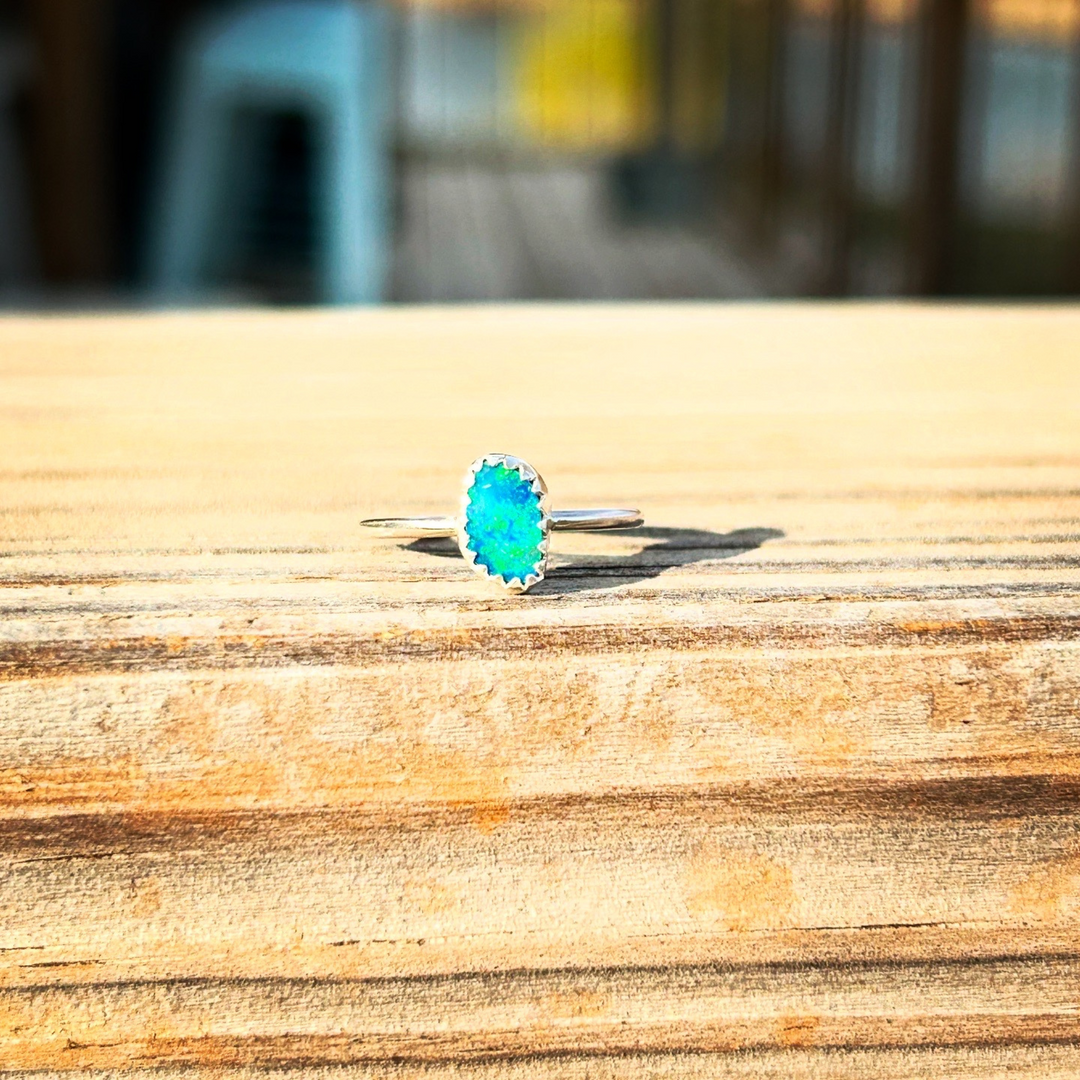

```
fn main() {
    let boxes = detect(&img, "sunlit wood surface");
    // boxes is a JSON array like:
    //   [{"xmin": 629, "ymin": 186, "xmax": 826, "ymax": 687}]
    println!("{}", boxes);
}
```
[{"xmin": 2, "ymin": 305, "xmax": 1079, "ymax": 1078}]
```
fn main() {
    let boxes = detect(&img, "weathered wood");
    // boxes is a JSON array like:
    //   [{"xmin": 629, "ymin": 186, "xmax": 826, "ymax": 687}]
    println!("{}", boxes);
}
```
[{"xmin": 1, "ymin": 305, "xmax": 1078, "ymax": 1076}]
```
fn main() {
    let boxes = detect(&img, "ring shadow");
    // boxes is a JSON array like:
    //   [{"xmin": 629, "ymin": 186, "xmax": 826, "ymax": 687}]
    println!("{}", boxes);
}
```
[{"xmin": 403, "ymin": 526, "xmax": 785, "ymax": 595}]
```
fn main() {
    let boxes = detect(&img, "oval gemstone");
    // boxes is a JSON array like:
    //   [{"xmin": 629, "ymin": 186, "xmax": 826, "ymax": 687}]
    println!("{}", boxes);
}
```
[{"xmin": 464, "ymin": 461, "xmax": 545, "ymax": 585}]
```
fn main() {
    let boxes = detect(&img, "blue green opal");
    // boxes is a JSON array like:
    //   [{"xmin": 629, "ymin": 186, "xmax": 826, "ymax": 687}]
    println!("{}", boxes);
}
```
[{"xmin": 464, "ymin": 462, "xmax": 545, "ymax": 584}]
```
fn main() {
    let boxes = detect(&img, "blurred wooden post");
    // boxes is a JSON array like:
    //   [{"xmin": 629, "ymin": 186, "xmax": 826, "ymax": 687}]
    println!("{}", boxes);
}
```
[
  {"xmin": 907, "ymin": 0, "xmax": 968, "ymax": 294},
  {"xmin": 1066, "ymin": 2, "xmax": 1080, "ymax": 293},
  {"xmin": 26, "ymin": 0, "xmax": 114, "ymax": 284},
  {"xmin": 820, "ymin": 0, "xmax": 861, "ymax": 294},
  {"xmin": 654, "ymin": 0, "xmax": 678, "ymax": 147},
  {"xmin": 756, "ymin": 0, "xmax": 788, "ymax": 241}
]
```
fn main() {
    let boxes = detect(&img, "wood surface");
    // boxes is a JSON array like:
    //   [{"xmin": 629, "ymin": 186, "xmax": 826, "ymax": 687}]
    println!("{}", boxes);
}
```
[{"xmin": 1, "ymin": 304, "xmax": 1079, "ymax": 1077}]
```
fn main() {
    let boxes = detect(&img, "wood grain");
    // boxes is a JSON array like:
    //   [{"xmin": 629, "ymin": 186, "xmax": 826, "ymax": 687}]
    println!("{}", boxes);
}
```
[{"xmin": 1, "ymin": 305, "xmax": 1079, "ymax": 1077}]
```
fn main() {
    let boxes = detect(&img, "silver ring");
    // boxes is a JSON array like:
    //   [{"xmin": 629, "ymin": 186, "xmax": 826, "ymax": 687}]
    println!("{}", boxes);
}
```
[{"xmin": 362, "ymin": 453, "xmax": 643, "ymax": 594}]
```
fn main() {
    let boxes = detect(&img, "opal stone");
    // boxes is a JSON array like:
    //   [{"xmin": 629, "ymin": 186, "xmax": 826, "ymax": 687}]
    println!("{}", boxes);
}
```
[{"xmin": 464, "ymin": 461, "xmax": 545, "ymax": 585}]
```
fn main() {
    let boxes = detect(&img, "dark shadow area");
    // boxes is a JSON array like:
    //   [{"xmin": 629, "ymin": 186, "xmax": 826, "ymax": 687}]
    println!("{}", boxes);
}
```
[{"xmin": 404, "ymin": 526, "xmax": 785, "ymax": 595}]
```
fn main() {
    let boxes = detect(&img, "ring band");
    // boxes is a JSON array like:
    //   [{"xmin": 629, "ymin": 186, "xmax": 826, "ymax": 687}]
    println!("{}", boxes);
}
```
[
  {"xmin": 362, "ymin": 453, "xmax": 643, "ymax": 593},
  {"xmin": 361, "ymin": 509, "xmax": 643, "ymax": 536}
]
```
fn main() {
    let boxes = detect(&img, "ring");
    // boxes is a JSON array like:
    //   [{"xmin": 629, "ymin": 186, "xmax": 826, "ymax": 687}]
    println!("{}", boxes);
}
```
[{"xmin": 361, "ymin": 453, "xmax": 643, "ymax": 594}]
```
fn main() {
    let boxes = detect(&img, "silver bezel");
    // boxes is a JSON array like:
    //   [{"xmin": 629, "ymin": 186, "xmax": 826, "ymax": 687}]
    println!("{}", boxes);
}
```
[{"xmin": 457, "ymin": 453, "xmax": 551, "ymax": 594}]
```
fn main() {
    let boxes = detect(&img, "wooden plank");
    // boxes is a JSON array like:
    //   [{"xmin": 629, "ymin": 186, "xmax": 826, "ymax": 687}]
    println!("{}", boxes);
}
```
[{"xmin": 0, "ymin": 305, "xmax": 1078, "ymax": 1077}]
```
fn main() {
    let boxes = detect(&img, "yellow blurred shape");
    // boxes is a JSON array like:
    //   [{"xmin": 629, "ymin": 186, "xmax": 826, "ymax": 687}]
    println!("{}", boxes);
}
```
[{"xmin": 513, "ymin": 0, "xmax": 654, "ymax": 150}]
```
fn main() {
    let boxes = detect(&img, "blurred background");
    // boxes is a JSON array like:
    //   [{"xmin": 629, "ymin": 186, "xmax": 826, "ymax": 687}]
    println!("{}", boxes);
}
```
[{"xmin": 0, "ymin": 0, "xmax": 1078, "ymax": 306}]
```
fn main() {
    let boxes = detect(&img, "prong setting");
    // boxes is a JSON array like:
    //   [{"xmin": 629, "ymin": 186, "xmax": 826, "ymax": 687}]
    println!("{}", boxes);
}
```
[{"xmin": 458, "ymin": 453, "xmax": 551, "ymax": 594}]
